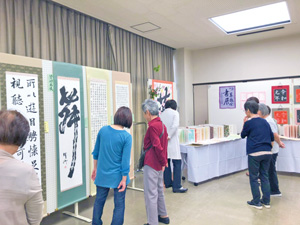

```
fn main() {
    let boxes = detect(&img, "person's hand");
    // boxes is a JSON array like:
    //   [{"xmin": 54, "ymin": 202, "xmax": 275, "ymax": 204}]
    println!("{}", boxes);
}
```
[
  {"xmin": 167, "ymin": 137, "xmax": 171, "ymax": 140},
  {"xmin": 279, "ymin": 141, "xmax": 285, "ymax": 148},
  {"xmin": 243, "ymin": 116, "xmax": 248, "ymax": 123},
  {"xmin": 162, "ymin": 166, "xmax": 165, "ymax": 172},
  {"xmin": 91, "ymin": 168, "xmax": 97, "ymax": 181},
  {"xmin": 118, "ymin": 180, "xmax": 126, "ymax": 192},
  {"xmin": 166, "ymin": 163, "xmax": 168, "ymax": 167}
]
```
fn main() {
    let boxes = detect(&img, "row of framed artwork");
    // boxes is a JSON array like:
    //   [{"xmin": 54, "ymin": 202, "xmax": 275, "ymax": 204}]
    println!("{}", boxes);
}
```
[{"xmin": 219, "ymin": 85, "xmax": 300, "ymax": 110}]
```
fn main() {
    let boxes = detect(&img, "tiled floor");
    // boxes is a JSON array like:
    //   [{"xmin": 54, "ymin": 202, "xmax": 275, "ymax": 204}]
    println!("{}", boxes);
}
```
[{"xmin": 41, "ymin": 171, "xmax": 300, "ymax": 225}]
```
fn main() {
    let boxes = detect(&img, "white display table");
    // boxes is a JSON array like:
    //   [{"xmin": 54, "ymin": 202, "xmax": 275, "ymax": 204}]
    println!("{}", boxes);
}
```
[
  {"xmin": 180, "ymin": 139, "xmax": 247, "ymax": 185},
  {"xmin": 277, "ymin": 139, "xmax": 300, "ymax": 173}
]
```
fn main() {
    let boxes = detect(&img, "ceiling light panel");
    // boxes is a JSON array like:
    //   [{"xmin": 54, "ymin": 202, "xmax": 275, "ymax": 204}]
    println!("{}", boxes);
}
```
[{"xmin": 209, "ymin": 1, "xmax": 291, "ymax": 34}]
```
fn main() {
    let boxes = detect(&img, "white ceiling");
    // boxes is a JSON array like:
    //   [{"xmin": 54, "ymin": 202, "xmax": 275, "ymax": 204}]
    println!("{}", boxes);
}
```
[{"xmin": 52, "ymin": 0, "xmax": 300, "ymax": 50}]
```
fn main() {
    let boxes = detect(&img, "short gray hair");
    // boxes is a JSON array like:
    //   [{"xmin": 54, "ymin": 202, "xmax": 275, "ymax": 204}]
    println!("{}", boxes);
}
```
[
  {"xmin": 258, "ymin": 103, "xmax": 269, "ymax": 116},
  {"xmin": 142, "ymin": 99, "xmax": 159, "ymax": 116}
]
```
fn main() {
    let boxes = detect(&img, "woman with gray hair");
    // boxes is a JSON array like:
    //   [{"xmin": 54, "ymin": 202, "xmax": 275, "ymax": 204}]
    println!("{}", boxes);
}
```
[
  {"xmin": 142, "ymin": 99, "xmax": 170, "ymax": 225},
  {"xmin": 258, "ymin": 103, "xmax": 285, "ymax": 197}
]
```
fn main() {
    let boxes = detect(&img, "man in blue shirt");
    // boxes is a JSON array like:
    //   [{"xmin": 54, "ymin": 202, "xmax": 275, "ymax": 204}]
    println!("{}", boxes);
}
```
[{"xmin": 241, "ymin": 100, "xmax": 274, "ymax": 209}]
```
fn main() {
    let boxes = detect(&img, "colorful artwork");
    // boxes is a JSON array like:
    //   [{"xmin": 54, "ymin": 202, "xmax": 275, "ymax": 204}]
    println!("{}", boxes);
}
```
[
  {"xmin": 240, "ymin": 92, "xmax": 266, "ymax": 109},
  {"xmin": 219, "ymin": 86, "xmax": 236, "ymax": 109},
  {"xmin": 272, "ymin": 108, "xmax": 289, "ymax": 125},
  {"xmin": 295, "ymin": 109, "xmax": 300, "ymax": 125},
  {"xmin": 152, "ymin": 79, "xmax": 173, "ymax": 112},
  {"xmin": 57, "ymin": 76, "xmax": 83, "ymax": 192},
  {"xmin": 293, "ymin": 85, "xmax": 300, "ymax": 104},
  {"xmin": 5, "ymin": 71, "xmax": 42, "ymax": 183},
  {"xmin": 272, "ymin": 85, "xmax": 289, "ymax": 104}
]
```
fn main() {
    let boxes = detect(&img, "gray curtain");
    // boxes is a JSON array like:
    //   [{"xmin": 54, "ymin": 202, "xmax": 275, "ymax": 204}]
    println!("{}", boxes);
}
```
[{"xmin": 0, "ymin": 0, "xmax": 174, "ymax": 169}]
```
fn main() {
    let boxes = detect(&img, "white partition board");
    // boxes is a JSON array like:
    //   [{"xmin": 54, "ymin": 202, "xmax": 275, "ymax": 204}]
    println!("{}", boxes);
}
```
[
  {"xmin": 207, "ymin": 78, "xmax": 300, "ymax": 132},
  {"xmin": 42, "ymin": 60, "xmax": 57, "ymax": 213}
]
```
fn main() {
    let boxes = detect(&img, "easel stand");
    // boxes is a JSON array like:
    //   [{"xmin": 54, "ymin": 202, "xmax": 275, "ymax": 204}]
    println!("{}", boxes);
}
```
[{"xmin": 62, "ymin": 202, "xmax": 92, "ymax": 223}]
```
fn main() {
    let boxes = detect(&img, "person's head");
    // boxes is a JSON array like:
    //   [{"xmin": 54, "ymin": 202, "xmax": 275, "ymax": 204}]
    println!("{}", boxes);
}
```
[
  {"xmin": 114, "ymin": 106, "xmax": 132, "ymax": 129},
  {"xmin": 165, "ymin": 100, "xmax": 177, "ymax": 110},
  {"xmin": 142, "ymin": 99, "xmax": 159, "ymax": 122},
  {"xmin": 246, "ymin": 96, "xmax": 259, "ymax": 103},
  {"xmin": 258, "ymin": 103, "xmax": 269, "ymax": 118},
  {"xmin": 0, "ymin": 110, "xmax": 30, "ymax": 149},
  {"xmin": 267, "ymin": 105, "xmax": 271, "ymax": 115},
  {"xmin": 244, "ymin": 100, "xmax": 259, "ymax": 117}
]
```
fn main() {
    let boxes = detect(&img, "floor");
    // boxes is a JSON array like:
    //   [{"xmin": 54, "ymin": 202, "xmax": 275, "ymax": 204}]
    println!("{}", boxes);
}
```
[{"xmin": 41, "ymin": 171, "xmax": 300, "ymax": 225}]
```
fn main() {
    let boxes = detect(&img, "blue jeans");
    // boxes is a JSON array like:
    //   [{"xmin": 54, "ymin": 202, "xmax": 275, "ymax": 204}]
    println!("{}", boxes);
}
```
[
  {"xmin": 248, "ymin": 154, "xmax": 271, "ymax": 204},
  {"xmin": 269, "ymin": 153, "xmax": 280, "ymax": 193},
  {"xmin": 92, "ymin": 186, "xmax": 126, "ymax": 225},
  {"xmin": 164, "ymin": 158, "xmax": 182, "ymax": 191}
]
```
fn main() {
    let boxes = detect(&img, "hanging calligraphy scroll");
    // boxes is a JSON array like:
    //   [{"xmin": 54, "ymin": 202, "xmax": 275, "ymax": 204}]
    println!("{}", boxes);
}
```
[
  {"xmin": 152, "ymin": 79, "xmax": 173, "ymax": 113},
  {"xmin": 219, "ymin": 86, "xmax": 236, "ymax": 109},
  {"xmin": 5, "ymin": 72, "xmax": 42, "ymax": 183},
  {"xmin": 272, "ymin": 85, "xmax": 289, "ymax": 104},
  {"xmin": 53, "ymin": 62, "xmax": 86, "ymax": 209}
]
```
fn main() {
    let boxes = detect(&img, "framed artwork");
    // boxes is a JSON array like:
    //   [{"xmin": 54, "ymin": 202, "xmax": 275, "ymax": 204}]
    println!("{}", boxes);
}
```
[
  {"xmin": 272, "ymin": 108, "xmax": 290, "ymax": 125},
  {"xmin": 240, "ymin": 92, "xmax": 266, "ymax": 109},
  {"xmin": 272, "ymin": 85, "xmax": 289, "ymax": 104},
  {"xmin": 219, "ymin": 86, "xmax": 236, "ymax": 109},
  {"xmin": 152, "ymin": 79, "xmax": 173, "ymax": 112},
  {"xmin": 295, "ymin": 109, "xmax": 300, "ymax": 125},
  {"xmin": 294, "ymin": 85, "xmax": 300, "ymax": 104}
]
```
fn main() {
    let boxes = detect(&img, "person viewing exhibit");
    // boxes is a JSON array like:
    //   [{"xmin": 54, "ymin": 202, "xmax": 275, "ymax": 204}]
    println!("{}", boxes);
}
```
[
  {"xmin": 0, "ymin": 110, "xmax": 43, "ymax": 225},
  {"xmin": 91, "ymin": 106, "xmax": 133, "ymax": 225},
  {"xmin": 160, "ymin": 100, "xmax": 188, "ymax": 193},
  {"xmin": 258, "ymin": 103, "xmax": 285, "ymax": 197},
  {"xmin": 241, "ymin": 100, "xmax": 274, "ymax": 209},
  {"xmin": 142, "ymin": 99, "xmax": 170, "ymax": 225}
]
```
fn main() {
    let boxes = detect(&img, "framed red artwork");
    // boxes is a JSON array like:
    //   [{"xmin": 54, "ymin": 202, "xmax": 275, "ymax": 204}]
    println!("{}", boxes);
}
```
[
  {"xmin": 272, "ymin": 108, "xmax": 290, "ymax": 125},
  {"xmin": 271, "ymin": 85, "xmax": 289, "ymax": 104},
  {"xmin": 294, "ymin": 85, "xmax": 300, "ymax": 104}
]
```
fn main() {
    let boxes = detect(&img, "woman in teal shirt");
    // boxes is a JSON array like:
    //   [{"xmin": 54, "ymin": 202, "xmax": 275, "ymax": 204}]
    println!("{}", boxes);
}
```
[{"xmin": 92, "ymin": 106, "xmax": 132, "ymax": 225}]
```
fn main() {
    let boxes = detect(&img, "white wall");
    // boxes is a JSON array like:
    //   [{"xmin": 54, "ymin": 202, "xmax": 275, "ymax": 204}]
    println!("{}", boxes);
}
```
[
  {"xmin": 192, "ymin": 34, "xmax": 300, "ymax": 84},
  {"xmin": 174, "ymin": 48, "xmax": 194, "ymax": 126},
  {"xmin": 188, "ymin": 34, "xmax": 300, "ymax": 126}
]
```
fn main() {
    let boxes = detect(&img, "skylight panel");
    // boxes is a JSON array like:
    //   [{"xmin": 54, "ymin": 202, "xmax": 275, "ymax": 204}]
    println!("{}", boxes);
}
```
[{"xmin": 209, "ymin": 1, "xmax": 291, "ymax": 34}]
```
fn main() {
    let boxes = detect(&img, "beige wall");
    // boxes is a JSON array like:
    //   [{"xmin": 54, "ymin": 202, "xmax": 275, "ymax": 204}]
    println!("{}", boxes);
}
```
[{"xmin": 176, "ymin": 34, "xmax": 300, "ymax": 126}]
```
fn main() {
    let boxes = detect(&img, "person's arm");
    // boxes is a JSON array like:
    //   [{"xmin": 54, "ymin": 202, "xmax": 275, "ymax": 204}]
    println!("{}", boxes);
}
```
[
  {"xmin": 119, "ymin": 135, "xmax": 132, "ymax": 192},
  {"xmin": 91, "ymin": 131, "xmax": 101, "ymax": 180},
  {"xmin": 25, "ymin": 169, "xmax": 43, "ymax": 225},
  {"xmin": 274, "ymin": 132, "xmax": 285, "ymax": 148},
  {"xmin": 149, "ymin": 126, "xmax": 168, "ymax": 167},
  {"xmin": 241, "ymin": 120, "xmax": 249, "ymax": 139},
  {"xmin": 167, "ymin": 113, "xmax": 179, "ymax": 139}
]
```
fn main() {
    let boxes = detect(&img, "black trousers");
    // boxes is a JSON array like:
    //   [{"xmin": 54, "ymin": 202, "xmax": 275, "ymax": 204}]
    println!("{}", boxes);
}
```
[{"xmin": 164, "ymin": 158, "xmax": 182, "ymax": 191}]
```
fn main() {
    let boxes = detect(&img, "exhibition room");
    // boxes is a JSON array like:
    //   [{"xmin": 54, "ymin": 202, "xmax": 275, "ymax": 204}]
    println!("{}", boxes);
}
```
[{"xmin": 0, "ymin": 0, "xmax": 300, "ymax": 225}]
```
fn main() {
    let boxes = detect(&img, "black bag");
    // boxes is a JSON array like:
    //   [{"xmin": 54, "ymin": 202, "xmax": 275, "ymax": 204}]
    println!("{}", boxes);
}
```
[{"xmin": 138, "ymin": 123, "xmax": 164, "ymax": 170}]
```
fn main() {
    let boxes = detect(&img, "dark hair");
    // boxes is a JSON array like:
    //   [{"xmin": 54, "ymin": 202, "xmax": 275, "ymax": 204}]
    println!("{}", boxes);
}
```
[
  {"xmin": 267, "ymin": 105, "xmax": 271, "ymax": 115},
  {"xmin": 114, "ymin": 107, "xmax": 132, "ymax": 128},
  {"xmin": 244, "ymin": 100, "xmax": 258, "ymax": 114},
  {"xmin": 165, "ymin": 100, "xmax": 177, "ymax": 110},
  {"xmin": 0, "ymin": 110, "xmax": 30, "ymax": 147},
  {"xmin": 246, "ymin": 97, "xmax": 259, "ymax": 103}
]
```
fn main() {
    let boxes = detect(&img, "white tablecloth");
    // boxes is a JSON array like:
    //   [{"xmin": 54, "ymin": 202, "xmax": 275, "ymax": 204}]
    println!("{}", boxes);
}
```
[
  {"xmin": 277, "ymin": 139, "xmax": 300, "ymax": 173},
  {"xmin": 180, "ymin": 139, "xmax": 247, "ymax": 184}
]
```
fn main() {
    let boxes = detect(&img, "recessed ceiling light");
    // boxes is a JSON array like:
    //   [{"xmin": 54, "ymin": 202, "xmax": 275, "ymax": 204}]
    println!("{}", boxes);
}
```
[{"xmin": 209, "ymin": 1, "xmax": 291, "ymax": 34}]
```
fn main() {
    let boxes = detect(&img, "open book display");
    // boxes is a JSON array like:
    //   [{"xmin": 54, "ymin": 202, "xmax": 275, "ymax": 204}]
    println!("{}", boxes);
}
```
[{"xmin": 178, "ymin": 124, "xmax": 239, "ymax": 145}]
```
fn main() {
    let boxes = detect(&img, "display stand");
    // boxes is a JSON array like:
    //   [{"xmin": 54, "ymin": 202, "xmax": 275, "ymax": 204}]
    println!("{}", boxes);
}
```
[
  {"xmin": 62, "ymin": 202, "xmax": 92, "ymax": 223},
  {"xmin": 127, "ymin": 122, "xmax": 148, "ymax": 192}
]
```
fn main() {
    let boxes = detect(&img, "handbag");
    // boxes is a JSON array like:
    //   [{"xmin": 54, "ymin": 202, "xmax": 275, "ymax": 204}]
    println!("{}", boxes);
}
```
[{"xmin": 138, "ymin": 123, "xmax": 164, "ymax": 170}]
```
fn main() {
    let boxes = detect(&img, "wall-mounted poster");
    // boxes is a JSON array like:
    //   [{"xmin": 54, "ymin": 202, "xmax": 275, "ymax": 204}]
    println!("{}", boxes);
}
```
[
  {"xmin": 5, "ymin": 71, "xmax": 42, "ymax": 183},
  {"xmin": 295, "ymin": 109, "xmax": 300, "ymax": 125},
  {"xmin": 272, "ymin": 85, "xmax": 289, "ymax": 104},
  {"xmin": 152, "ymin": 79, "xmax": 173, "ymax": 112},
  {"xmin": 240, "ymin": 91, "xmax": 266, "ymax": 109},
  {"xmin": 57, "ymin": 76, "xmax": 83, "ymax": 192},
  {"xmin": 219, "ymin": 86, "xmax": 236, "ymax": 109},
  {"xmin": 294, "ymin": 86, "xmax": 300, "ymax": 104},
  {"xmin": 272, "ymin": 108, "xmax": 290, "ymax": 125}
]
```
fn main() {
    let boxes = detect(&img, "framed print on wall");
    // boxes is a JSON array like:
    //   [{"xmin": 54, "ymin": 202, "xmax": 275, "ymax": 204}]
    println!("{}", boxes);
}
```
[{"xmin": 272, "ymin": 85, "xmax": 289, "ymax": 104}]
